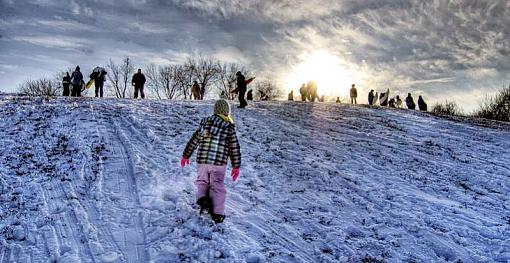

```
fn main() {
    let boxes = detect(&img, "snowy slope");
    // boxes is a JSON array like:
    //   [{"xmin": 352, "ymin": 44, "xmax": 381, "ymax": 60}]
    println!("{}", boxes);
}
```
[{"xmin": 0, "ymin": 95, "xmax": 509, "ymax": 263}]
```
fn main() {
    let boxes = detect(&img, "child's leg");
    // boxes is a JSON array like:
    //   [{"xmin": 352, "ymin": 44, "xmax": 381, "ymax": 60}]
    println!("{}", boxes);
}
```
[
  {"xmin": 195, "ymin": 165, "xmax": 210, "ymax": 200},
  {"xmin": 209, "ymin": 166, "xmax": 227, "ymax": 215}
]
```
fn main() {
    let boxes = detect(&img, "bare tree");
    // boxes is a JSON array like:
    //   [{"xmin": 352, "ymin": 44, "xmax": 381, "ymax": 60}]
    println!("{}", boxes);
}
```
[
  {"xmin": 177, "ymin": 63, "xmax": 195, "ymax": 100},
  {"xmin": 18, "ymin": 78, "xmax": 61, "ymax": 96},
  {"xmin": 254, "ymin": 79, "xmax": 283, "ymax": 100},
  {"xmin": 107, "ymin": 58, "xmax": 122, "ymax": 98},
  {"xmin": 145, "ymin": 64, "xmax": 162, "ymax": 100},
  {"xmin": 185, "ymin": 55, "xmax": 221, "ymax": 100},
  {"xmin": 216, "ymin": 63, "xmax": 252, "ymax": 100},
  {"xmin": 107, "ymin": 57, "xmax": 134, "ymax": 98}
]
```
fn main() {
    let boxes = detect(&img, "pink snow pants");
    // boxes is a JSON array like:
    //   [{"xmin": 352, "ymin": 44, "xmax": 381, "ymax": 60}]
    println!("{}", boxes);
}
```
[{"xmin": 196, "ymin": 164, "xmax": 227, "ymax": 215}]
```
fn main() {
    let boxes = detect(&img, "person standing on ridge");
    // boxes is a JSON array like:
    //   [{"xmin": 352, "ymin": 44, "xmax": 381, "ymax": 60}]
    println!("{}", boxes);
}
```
[
  {"xmin": 350, "ymin": 84, "xmax": 358, "ymax": 104},
  {"xmin": 418, "ymin": 95, "xmax": 428, "ymax": 111},
  {"xmin": 62, "ymin": 72, "xmax": 71, "ymax": 96},
  {"xmin": 288, "ymin": 90, "xmax": 294, "ymax": 101},
  {"xmin": 132, "ymin": 68, "xmax": 146, "ymax": 99},
  {"xmin": 192, "ymin": 81, "xmax": 201, "ymax": 100},
  {"xmin": 90, "ymin": 66, "xmax": 107, "ymax": 98},
  {"xmin": 395, "ymin": 95, "xmax": 403, "ymax": 108},
  {"xmin": 405, "ymin": 93, "xmax": 416, "ymax": 110},
  {"xmin": 236, "ymin": 71, "xmax": 247, "ymax": 108},
  {"xmin": 181, "ymin": 99, "xmax": 242, "ymax": 223},
  {"xmin": 70, "ymin": 66, "xmax": 83, "ymax": 97},
  {"xmin": 299, "ymin": 83, "xmax": 307, "ymax": 101},
  {"xmin": 368, "ymin": 89, "xmax": 375, "ymax": 105}
]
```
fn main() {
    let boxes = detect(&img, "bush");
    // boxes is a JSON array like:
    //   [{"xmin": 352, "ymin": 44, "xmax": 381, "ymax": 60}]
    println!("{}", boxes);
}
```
[
  {"xmin": 474, "ymin": 85, "xmax": 510, "ymax": 122},
  {"xmin": 431, "ymin": 101, "xmax": 462, "ymax": 116},
  {"xmin": 18, "ymin": 78, "xmax": 61, "ymax": 96}
]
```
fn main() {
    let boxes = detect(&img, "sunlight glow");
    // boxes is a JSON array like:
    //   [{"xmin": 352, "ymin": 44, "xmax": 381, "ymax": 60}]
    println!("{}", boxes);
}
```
[{"xmin": 283, "ymin": 50, "xmax": 364, "ymax": 100}]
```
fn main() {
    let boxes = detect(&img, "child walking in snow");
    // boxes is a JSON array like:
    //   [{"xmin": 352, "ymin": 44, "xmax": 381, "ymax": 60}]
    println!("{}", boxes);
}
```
[{"xmin": 181, "ymin": 99, "xmax": 242, "ymax": 223}]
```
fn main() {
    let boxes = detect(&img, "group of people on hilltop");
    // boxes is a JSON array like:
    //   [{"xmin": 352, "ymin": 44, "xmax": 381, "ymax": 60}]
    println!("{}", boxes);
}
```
[
  {"xmin": 297, "ymin": 80, "xmax": 319, "ymax": 102},
  {"xmin": 61, "ymin": 66, "xmax": 146, "ymax": 98},
  {"xmin": 368, "ymin": 88, "xmax": 428, "ymax": 111}
]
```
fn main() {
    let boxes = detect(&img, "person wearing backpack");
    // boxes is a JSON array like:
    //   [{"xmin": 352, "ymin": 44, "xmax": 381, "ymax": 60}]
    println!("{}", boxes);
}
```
[
  {"xmin": 181, "ymin": 99, "xmax": 242, "ymax": 223},
  {"xmin": 70, "ymin": 66, "xmax": 83, "ymax": 97}
]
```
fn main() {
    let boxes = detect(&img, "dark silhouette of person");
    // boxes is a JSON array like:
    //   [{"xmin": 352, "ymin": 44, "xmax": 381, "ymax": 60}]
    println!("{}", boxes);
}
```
[
  {"xmin": 350, "ymin": 84, "xmax": 358, "ymax": 104},
  {"xmin": 336, "ymin": 97, "xmax": 341, "ymax": 103},
  {"xmin": 62, "ymin": 72, "xmax": 71, "ymax": 96},
  {"xmin": 236, "ymin": 71, "xmax": 247, "ymax": 108},
  {"xmin": 368, "ymin": 89, "xmax": 375, "ymax": 105},
  {"xmin": 299, "ymin": 83, "xmax": 307, "ymax": 101},
  {"xmin": 192, "ymin": 81, "xmax": 201, "ymax": 100},
  {"xmin": 389, "ymin": 98, "xmax": 396, "ymax": 108},
  {"xmin": 288, "ymin": 90, "xmax": 294, "ymax": 101},
  {"xmin": 247, "ymin": 90, "xmax": 253, "ymax": 101},
  {"xmin": 90, "ymin": 66, "xmax": 107, "ymax": 98},
  {"xmin": 405, "ymin": 93, "xmax": 416, "ymax": 109},
  {"xmin": 132, "ymin": 68, "xmax": 146, "ymax": 99},
  {"xmin": 418, "ymin": 96, "xmax": 428, "ymax": 111},
  {"xmin": 70, "ymin": 66, "xmax": 83, "ymax": 97}
]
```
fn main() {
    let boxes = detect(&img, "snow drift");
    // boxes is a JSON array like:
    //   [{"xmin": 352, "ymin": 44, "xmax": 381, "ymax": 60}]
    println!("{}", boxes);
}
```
[{"xmin": 0, "ymin": 95, "xmax": 509, "ymax": 262}]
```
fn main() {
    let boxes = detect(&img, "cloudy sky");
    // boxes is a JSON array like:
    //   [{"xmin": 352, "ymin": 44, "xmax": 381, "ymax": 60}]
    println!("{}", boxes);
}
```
[{"xmin": 0, "ymin": 0, "xmax": 508, "ymax": 111}]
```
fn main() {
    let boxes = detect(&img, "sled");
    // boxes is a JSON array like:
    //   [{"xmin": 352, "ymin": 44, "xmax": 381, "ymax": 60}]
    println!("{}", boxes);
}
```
[
  {"xmin": 85, "ymin": 79, "xmax": 94, "ymax": 89},
  {"xmin": 245, "ymin": 77, "xmax": 255, "ymax": 85}
]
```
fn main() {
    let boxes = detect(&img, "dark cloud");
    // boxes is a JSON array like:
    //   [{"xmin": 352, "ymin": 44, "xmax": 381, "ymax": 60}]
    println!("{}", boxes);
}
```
[{"xmin": 0, "ymin": 0, "xmax": 508, "ymax": 111}]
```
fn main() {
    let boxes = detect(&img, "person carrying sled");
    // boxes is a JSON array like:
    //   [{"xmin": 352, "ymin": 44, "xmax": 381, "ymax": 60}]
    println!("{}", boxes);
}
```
[
  {"xmin": 236, "ymin": 71, "xmax": 248, "ymax": 108},
  {"xmin": 132, "ymin": 68, "xmax": 146, "ymax": 99},
  {"xmin": 90, "ymin": 66, "xmax": 107, "ymax": 98},
  {"xmin": 405, "ymin": 93, "xmax": 416, "ymax": 110},
  {"xmin": 418, "ymin": 95, "xmax": 427, "ymax": 111},
  {"xmin": 350, "ymin": 84, "xmax": 358, "ymax": 104},
  {"xmin": 70, "ymin": 66, "xmax": 83, "ymax": 97},
  {"xmin": 192, "ymin": 81, "xmax": 201, "ymax": 100},
  {"xmin": 181, "ymin": 99, "xmax": 241, "ymax": 223},
  {"xmin": 299, "ymin": 83, "xmax": 307, "ymax": 101},
  {"xmin": 368, "ymin": 89, "xmax": 375, "ymax": 105},
  {"xmin": 62, "ymin": 72, "xmax": 71, "ymax": 96}
]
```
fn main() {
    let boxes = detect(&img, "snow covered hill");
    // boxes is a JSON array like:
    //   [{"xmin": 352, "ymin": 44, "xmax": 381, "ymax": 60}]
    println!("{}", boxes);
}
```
[{"xmin": 0, "ymin": 95, "xmax": 509, "ymax": 263}]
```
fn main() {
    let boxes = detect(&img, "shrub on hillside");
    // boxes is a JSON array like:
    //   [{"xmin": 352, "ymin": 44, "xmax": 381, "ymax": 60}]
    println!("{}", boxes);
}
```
[
  {"xmin": 18, "ymin": 78, "xmax": 61, "ymax": 96},
  {"xmin": 431, "ymin": 101, "xmax": 462, "ymax": 116},
  {"xmin": 474, "ymin": 85, "xmax": 510, "ymax": 122}
]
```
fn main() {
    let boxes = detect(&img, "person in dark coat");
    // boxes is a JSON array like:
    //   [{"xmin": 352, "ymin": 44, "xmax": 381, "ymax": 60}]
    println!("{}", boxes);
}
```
[
  {"xmin": 368, "ymin": 89, "xmax": 375, "ymax": 105},
  {"xmin": 350, "ymin": 84, "xmax": 358, "ymax": 104},
  {"xmin": 336, "ymin": 97, "xmax": 341, "ymax": 103},
  {"xmin": 299, "ymin": 83, "xmax": 307, "ymax": 101},
  {"xmin": 418, "ymin": 96, "xmax": 427, "ymax": 111},
  {"xmin": 90, "ymin": 67, "xmax": 107, "ymax": 98},
  {"xmin": 236, "ymin": 71, "xmax": 247, "ymax": 108},
  {"xmin": 132, "ymin": 68, "xmax": 146, "ymax": 99},
  {"xmin": 405, "ymin": 93, "xmax": 416, "ymax": 110},
  {"xmin": 246, "ymin": 90, "xmax": 253, "ymax": 101},
  {"xmin": 70, "ymin": 66, "xmax": 83, "ymax": 97},
  {"xmin": 192, "ymin": 81, "xmax": 201, "ymax": 100},
  {"xmin": 388, "ymin": 98, "xmax": 396, "ymax": 108},
  {"xmin": 62, "ymin": 72, "xmax": 71, "ymax": 96}
]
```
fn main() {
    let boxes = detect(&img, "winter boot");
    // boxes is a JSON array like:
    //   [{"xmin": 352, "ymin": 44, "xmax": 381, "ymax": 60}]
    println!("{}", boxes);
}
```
[
  {"xmin": 197, "ymin": 197, "xmax": 212, "ymax": 215},
  {"xmin": 211, "ymin": 214, "xmax": 225, "ymax": 224}
]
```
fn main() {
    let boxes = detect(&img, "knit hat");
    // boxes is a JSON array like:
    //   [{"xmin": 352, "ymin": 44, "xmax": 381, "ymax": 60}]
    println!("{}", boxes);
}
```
[{"xmin": 214, "ymin": 99, "xmax": 230, "ymax": 115}]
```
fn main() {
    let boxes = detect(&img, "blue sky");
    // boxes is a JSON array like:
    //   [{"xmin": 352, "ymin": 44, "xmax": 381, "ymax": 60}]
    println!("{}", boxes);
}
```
[{"xmin": 0, "ymin": 0, "xmax": 508, "ymax": 111}]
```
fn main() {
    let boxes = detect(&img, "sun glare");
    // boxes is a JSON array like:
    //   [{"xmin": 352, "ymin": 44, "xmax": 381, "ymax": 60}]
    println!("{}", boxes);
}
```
[{"xmin": 283, "ymin": 50, "xmax": 361, "ymax": 99}]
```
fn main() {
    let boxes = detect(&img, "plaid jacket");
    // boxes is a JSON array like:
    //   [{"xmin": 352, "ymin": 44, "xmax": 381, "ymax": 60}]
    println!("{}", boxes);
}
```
[{"xmin": 183, "ymin": 115, "xmax": 241, "ymax": 168}]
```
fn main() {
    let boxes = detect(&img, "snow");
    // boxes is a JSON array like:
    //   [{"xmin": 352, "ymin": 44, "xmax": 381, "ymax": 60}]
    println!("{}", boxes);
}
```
[{"xmin": 0, "ymin": 95, "xmax": 509, "ymax": 262}]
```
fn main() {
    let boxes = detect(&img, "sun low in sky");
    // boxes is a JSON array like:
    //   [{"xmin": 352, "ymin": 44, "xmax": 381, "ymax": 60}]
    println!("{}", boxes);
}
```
[{"xmin": 283, "ymin": 50, "xmax": 367, "ymax": 99}]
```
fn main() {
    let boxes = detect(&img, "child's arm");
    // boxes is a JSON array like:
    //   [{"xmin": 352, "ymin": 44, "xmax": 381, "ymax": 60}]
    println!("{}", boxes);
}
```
[
  {"xmin": 227, "ymin": 128, "xmax": 241, "ymax": 168},
  {"xmin": 182, "ymin": 126, "xmax": 202, "ymax": 159}
]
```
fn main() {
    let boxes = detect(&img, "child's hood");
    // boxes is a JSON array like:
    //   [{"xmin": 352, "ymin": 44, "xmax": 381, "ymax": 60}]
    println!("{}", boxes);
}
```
[{"xmin": 199, "ymin": 115, "xmax": 235, "ymax": 135}]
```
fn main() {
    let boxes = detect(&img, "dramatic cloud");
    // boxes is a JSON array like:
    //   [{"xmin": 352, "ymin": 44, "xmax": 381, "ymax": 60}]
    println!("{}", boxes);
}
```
[{"xmin": 0, "ymin": 0, "xmax": 508, "ymax": 111}]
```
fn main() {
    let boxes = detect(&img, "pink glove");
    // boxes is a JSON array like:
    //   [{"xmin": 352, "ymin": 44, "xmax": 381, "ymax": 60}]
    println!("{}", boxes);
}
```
[
  {"xmin": 180, "ymin": 158, "xmax": 190, "ymax": 168},
  {"xmin": 231, "ymin": 168, "xmax": 240, "ymax": 182}
]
